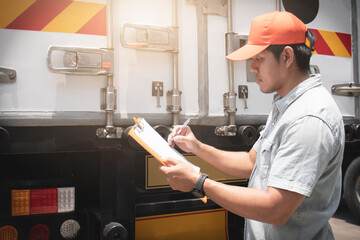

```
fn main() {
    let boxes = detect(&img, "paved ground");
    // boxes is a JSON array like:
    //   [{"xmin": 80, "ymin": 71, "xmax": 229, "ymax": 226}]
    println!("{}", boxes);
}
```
[{"xmin": 330, "ymin": 202, "xmax": 360, "ymax": 239}]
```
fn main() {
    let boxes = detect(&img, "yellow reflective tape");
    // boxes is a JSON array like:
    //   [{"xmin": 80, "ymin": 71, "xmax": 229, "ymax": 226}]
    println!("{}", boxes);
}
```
[
  {"xmin": 41, "ymin": 1, "xmax": 105, "ymax": 33},
  {"xmin": 0, "ymin": 0, "xmax": 37, "ymax": 28},
  {"xmin": 318, "ymin": 29, "xmax": 351, "ymax": 58},
  {"xmin": 135, "ymin": 209, "xmax": 228, "ymax": 240}
]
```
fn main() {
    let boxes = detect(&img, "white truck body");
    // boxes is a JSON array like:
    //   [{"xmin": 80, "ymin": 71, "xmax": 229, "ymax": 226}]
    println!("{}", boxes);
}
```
[
  {"xmin": 1, "ymin": 0, "xmax": 358, "ymax": 126},
  {"xmin": 1, "ymin": 0, "xmax": 359, "ymax": 239}
]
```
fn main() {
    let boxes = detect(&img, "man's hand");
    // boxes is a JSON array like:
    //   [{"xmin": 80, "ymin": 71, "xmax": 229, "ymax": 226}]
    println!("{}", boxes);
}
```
[
  {"xmin": 159, "ymin": 158, "xmax": 200, "ymax": 192},
  {"xmin": 168, "ymin": 126, "xmax": 200, "ymax": 153}
]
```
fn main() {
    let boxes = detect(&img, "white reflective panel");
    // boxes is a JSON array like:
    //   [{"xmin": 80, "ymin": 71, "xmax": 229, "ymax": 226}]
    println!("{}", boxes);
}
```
[{"xmin": 57, "ymin": 187, "xmax": 75, "ymax": 213}]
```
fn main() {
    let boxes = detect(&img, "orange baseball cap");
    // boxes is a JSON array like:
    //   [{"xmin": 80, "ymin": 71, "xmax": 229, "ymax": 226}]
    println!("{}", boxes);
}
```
[{"xmin": 226, "ymin": 11, "xmax": 308, "ymax": 61}]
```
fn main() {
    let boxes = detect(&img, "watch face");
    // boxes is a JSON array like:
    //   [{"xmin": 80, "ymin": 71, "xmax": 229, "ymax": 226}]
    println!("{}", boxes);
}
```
[{"xmin": 192, "ymin": 189, "xmax": 204, "ymax": 198}]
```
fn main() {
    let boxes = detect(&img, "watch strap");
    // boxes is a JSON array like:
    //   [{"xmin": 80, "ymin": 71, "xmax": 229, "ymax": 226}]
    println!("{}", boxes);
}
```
[{"xmin": 192, "ymin": 173, "xmax": 208, "ymax": 198}]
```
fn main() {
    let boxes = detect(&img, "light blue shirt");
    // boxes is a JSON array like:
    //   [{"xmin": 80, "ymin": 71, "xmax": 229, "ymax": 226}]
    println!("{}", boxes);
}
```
[{"xmin": 246, "ymin": 74, "xmax": 345, "ymax": 240}]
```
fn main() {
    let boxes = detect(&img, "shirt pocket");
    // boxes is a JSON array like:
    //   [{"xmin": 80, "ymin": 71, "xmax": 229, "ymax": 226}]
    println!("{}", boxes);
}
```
[{"xmin": 259, "ymin": 138, "xmax": 273, "ymax": 179}]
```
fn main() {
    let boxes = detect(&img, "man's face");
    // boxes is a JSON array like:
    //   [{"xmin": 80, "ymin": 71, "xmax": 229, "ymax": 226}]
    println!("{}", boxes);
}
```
[{"xmin": 250, "ymin": 50, "xmax": 285, "ymax": 95}]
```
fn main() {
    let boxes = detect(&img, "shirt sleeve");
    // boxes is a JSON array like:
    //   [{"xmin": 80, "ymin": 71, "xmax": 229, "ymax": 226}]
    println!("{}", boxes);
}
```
[
  {"xmin": 267, "ymin": 115, "xmax": 336, "ymax": 197},
  {"xmin": 253, "ymin": 136, "xmax": 262, "ymax": 154}
]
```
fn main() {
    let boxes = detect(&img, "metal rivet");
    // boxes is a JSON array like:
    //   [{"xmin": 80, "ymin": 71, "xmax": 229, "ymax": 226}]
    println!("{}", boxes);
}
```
[{"xmin": 8, "ymin": 71, "xmax": 16, "ymax": 80}]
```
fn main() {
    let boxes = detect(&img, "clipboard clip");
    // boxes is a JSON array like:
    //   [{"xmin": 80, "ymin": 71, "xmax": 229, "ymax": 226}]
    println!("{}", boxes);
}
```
[{"xmin": 133, "ymin": 117, "xmax": 144, "ymax": 131}]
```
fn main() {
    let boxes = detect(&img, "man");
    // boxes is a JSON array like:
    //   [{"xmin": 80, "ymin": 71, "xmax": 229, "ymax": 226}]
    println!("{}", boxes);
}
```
[{"xmin": 160, "ymin": 11, "xmax": 344, "ymax": 239}]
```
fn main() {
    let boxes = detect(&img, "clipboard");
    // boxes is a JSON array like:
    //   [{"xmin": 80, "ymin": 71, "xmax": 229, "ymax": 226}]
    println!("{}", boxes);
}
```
[{"xmin": 128, "ymin": 117, "xmax": 207, "ymax": 204}]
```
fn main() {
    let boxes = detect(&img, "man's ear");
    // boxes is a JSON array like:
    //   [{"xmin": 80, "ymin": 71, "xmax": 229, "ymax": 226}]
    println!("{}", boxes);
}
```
[{"xmin": 282, "ymin": 46, "xmax": 295, "ymax": 68}]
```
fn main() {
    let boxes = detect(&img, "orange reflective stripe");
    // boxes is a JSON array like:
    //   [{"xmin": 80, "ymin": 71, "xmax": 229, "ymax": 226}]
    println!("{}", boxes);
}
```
[{"xmin": 42, "ymin": 1, "xmax": 105, "ymax": 34}]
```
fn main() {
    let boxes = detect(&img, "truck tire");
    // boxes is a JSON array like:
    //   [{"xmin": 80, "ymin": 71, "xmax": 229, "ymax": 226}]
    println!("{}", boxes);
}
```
[{"xmin": 344, "ymin": 156, "xmax": 360, "ymax": 219}]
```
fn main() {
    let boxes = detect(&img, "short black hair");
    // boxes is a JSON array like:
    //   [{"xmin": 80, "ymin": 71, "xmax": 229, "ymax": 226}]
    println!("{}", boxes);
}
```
[{"xmin": 266, "ymin": 29, "xmax": 316, "ymax": 72}]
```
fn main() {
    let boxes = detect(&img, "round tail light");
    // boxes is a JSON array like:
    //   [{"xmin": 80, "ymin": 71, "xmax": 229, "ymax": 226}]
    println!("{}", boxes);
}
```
[
  {"xmin": 0, "ymin": 225, "xmax": 18, "ymax": 240},
  {"xmin": 29, "ymin": 224, "xmax": 50, "ymax": 240},
  {"xmin": 60, "ymin": 220, "xmax": 80, "ymax": 239}
]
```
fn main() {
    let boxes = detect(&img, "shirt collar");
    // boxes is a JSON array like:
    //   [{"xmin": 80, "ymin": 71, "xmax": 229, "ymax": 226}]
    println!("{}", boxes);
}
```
[{"xmin": 274, "ymin": 74, "xmax": 322, "ymax": 113}]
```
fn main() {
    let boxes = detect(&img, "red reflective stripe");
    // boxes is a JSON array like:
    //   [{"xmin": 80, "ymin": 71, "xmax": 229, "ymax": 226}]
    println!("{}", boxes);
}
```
[
  {"xmin": 76, "ymin": 4, "xmax": 106, "ymax": 36},
  {"xmin": 6, "ymin": 0, "xmax": 72, "ymax": 31},
  {"xmin": 336, "ymin": 32, "xmax": 352, "ymax": 56},
  {"xmin": 310, "ymin": 28, "xmax": 334, "ymax": 56}
]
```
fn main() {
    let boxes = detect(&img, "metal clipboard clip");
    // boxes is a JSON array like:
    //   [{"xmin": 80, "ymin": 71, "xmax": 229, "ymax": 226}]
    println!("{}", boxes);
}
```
[{"xmin": 133, "ymin": 117, "xmax": 144, "ymax": 132}]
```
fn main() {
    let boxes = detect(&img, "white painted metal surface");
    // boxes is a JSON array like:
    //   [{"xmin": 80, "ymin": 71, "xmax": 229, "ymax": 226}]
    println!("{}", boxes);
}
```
[{"xmin": 0, "ymin": 0, "xmax": 355, "ymax": 125}]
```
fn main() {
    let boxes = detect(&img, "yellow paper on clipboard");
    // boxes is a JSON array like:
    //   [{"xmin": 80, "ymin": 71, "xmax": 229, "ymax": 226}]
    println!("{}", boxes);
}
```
[{"xmin": 128, "ymin": 117, "xmax": 207, "ymax": 204}]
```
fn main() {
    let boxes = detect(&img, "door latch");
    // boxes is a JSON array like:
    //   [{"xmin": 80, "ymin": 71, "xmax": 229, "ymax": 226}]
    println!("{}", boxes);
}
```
[
  {"xmin": 152, "ymin": 81, "xmax": 163, "ymax": 108},
  {"xmin": 331, "ymin": 83, "xmax": 360, "ymax": 97},
  {"xmin": 238, "ymin": 85, "xmax": 248, "ymax": 109}
]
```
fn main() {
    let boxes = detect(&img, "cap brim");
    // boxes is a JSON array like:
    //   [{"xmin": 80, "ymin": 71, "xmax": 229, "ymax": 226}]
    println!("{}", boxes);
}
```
[{"xmin": 226, "ymin": 44, "xmax": 269, "ymax": 61}]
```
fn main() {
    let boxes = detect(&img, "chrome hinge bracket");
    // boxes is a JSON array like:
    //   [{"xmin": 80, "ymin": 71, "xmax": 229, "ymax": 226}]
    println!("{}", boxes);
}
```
[
  {"xmin": 100, "ymin": 86, "xmax": 117, "ymax": 111},
  {"xmin": 223, "ymin": 91, "xmax": 237, "ymax": 114},
  {"xmin": 166, "ymin": 89, "xmax": 182, "ymax": 113}
]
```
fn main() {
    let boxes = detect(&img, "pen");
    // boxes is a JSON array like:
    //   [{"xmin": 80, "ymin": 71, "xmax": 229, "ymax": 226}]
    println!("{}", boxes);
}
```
[{"xmin": 169, "ymin": 118, "xmax": 191, "ymax": 144}]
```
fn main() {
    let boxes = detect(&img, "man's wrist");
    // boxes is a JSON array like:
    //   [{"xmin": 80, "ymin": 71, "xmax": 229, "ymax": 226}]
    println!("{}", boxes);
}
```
[
  {"xmin": 192, "ymin": 140, "xmax": 203, "ymax": 155},
  {"xmin": 192, "ymin": 173, "xmax": 208, "ymax": 198}
]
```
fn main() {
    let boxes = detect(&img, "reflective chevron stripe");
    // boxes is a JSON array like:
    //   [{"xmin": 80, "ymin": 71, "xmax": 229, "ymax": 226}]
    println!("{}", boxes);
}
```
[
  {"xmin": 0, "ymin": 0, "xmax": 106, "ymax": 36},
  {"xmin": 309, "ymin": 28, "xmax": 351, "ymax": 58}
]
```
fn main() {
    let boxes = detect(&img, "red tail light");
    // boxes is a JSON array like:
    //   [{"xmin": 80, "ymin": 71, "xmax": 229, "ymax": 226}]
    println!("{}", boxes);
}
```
[
  {"xmin": 29, "ymin": 224, "xmax": 50, "ymax": 240},
  {"xmin": 30, "ymin": 189, "xmax": 57, "ymax": 215}
]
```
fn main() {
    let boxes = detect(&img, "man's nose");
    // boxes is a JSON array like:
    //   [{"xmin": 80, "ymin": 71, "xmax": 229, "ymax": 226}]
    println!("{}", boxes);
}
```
[{"xmin": 249, "ymin": 59, "xmax": 258, "ymax": 73}]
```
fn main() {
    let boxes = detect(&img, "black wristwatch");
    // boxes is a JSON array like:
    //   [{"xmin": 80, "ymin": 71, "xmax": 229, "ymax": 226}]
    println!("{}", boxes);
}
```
[{"xmin": 192, "ymin": 173, "xmax": 208, "ymax": 198}]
